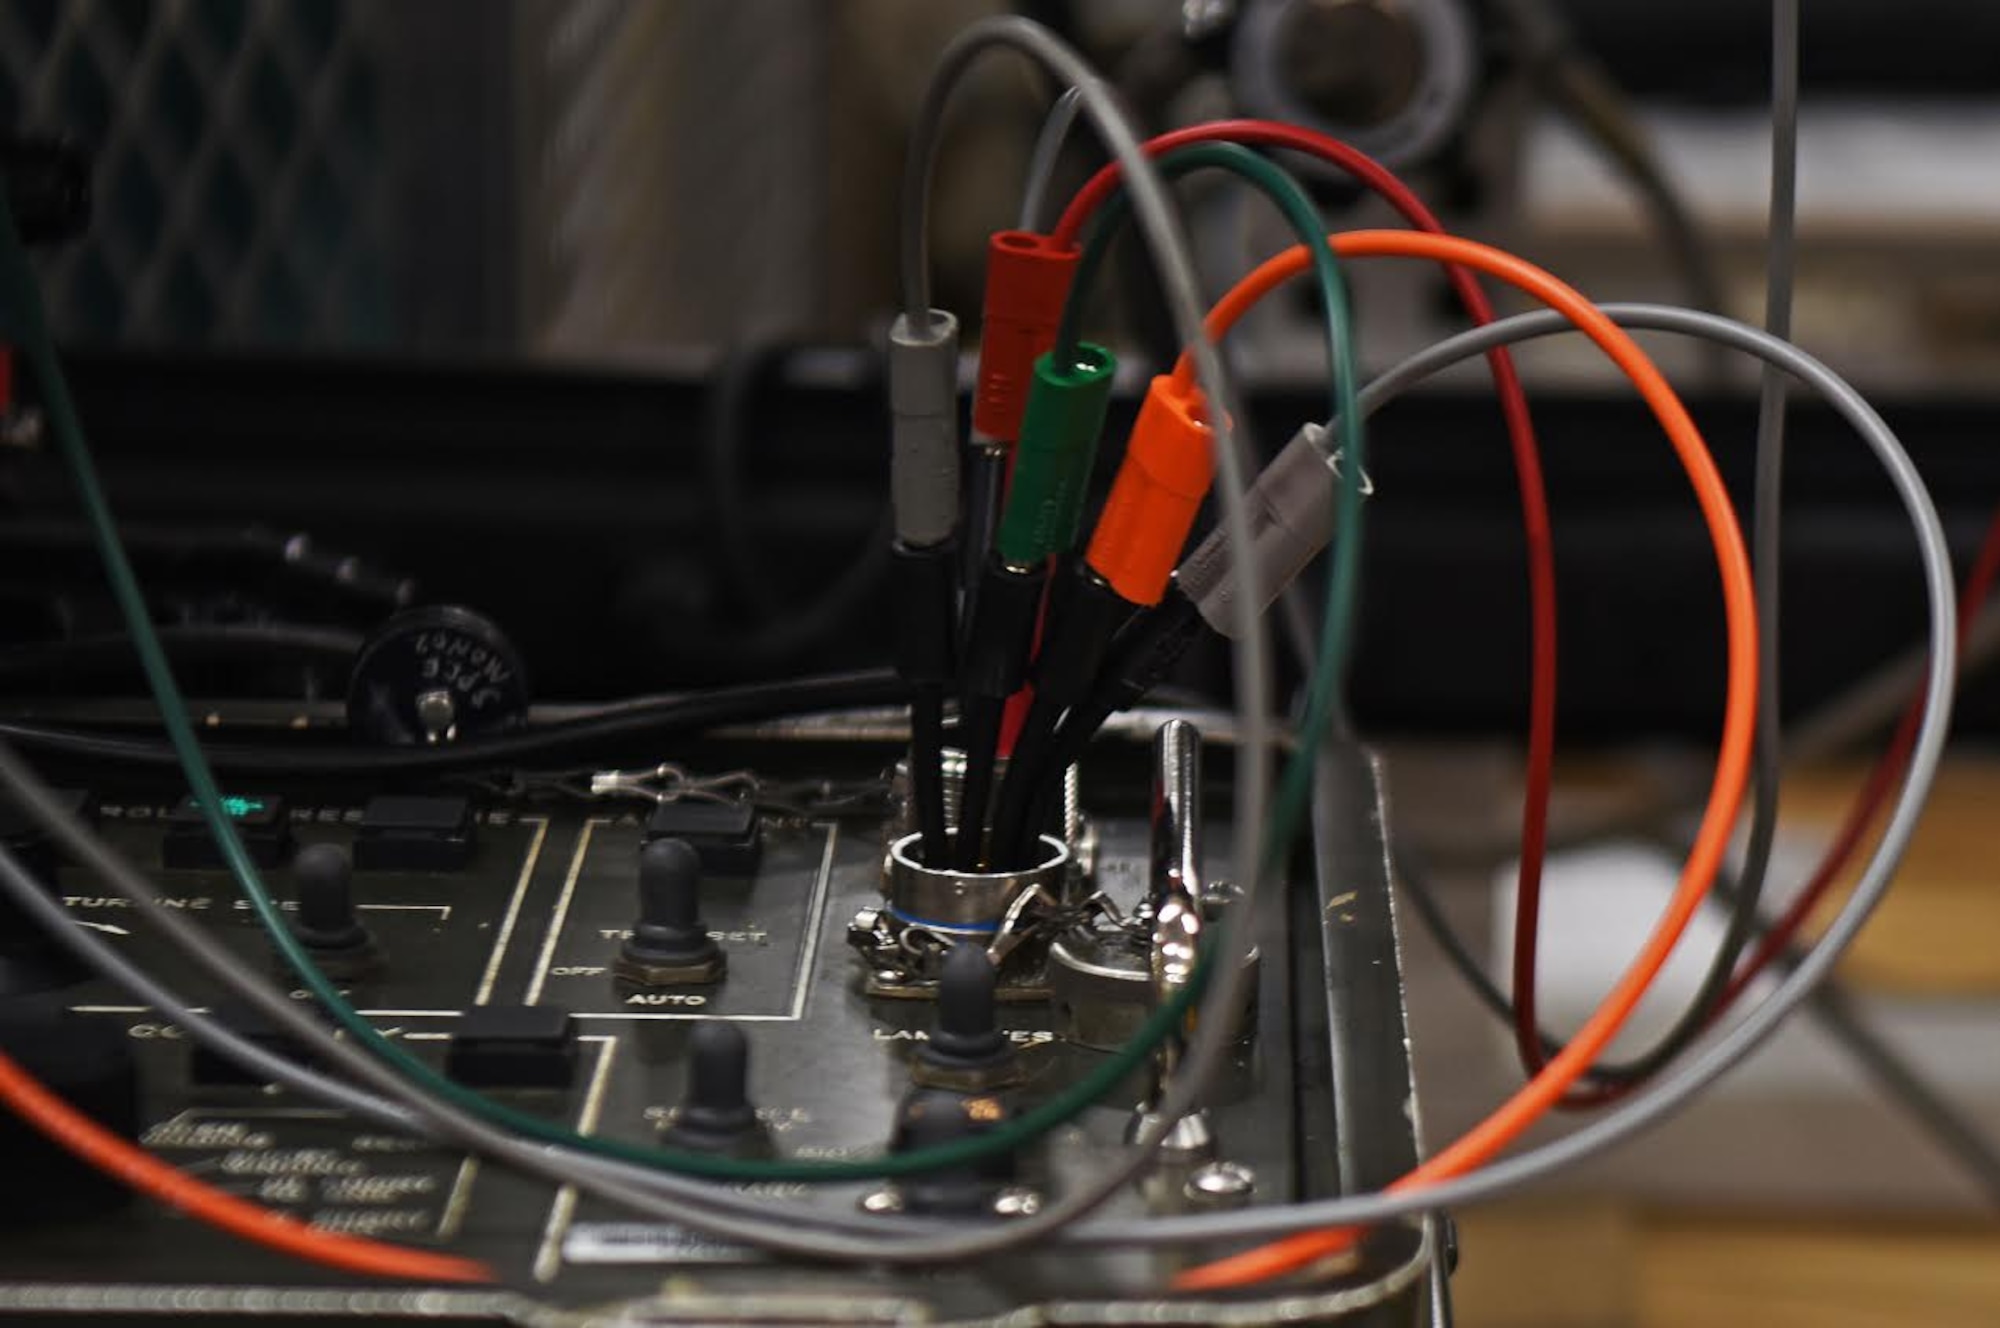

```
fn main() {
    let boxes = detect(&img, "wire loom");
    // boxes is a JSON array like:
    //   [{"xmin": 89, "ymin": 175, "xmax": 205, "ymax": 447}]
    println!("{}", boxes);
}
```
[{"xmin": 0, "ymin": 3, "xmax": 1968, "ymax": 1305}]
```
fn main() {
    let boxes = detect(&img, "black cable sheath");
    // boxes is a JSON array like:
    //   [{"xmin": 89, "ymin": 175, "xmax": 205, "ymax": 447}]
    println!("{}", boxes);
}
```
[
  {"xmin": 952, "ymin": 695, "xmax": 1003, "ymax": 869},
  {"xmin": 0, "ymin": 668, "xmax": 907, "ymax": 777},
  {"xmin": 991, "ymin": 693, "xmax": 1064, "ymax": 866},
  {"xmin": 0, "ymin": 623, "xmax": 362, "ymax": 682},
  {"xmin": 669, "ymin": 336, "xmax": 893, "ymax": 672},
  {"xmin": 909, "ymin": 683, "xmax": 951, "ymax": 864},
  {"xmin": 890, "ymin": 542, "xmax": 959, "ymax": 863}
]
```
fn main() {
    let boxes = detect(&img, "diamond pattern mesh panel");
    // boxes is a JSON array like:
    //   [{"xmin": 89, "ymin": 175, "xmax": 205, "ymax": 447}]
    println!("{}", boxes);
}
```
[{"xmin": 0, "ymin": 0, "xmax": 394, "ymax": 347}]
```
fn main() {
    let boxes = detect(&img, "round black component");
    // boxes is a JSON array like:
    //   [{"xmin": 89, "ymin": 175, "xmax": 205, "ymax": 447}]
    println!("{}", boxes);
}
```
[
  {"xmin": 663, "ymin": 1022, "xmax": 764, "ymax": 1154},
  {"xmin": 921, "ymin": 943, "xmax": 1011, "ymax": 1074},
  {"xmin": 0, "ymin": 996, "xmax": 139, "ymax": 1222},
  {"xmin": 345, "ymin": 606, "xmax": 530, "ymax": 747}
]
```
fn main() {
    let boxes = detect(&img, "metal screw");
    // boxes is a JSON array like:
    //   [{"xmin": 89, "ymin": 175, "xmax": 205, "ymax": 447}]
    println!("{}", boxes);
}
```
[
  {"xmin": 858, "ymin": 1187, "xmax": 904, "ymax": 1215},
  {"xmin": 415, "ymin": 688, "xmax": 457, "ymax": 743},
  {"xmin": 1183, "ymin": 1160, "xmax": 1257, "ymax": 1210},
  {"xmin": 992, "ymin": 1187, "xmax": 1042, "ymax": 1218},
  {"xmin": 0, "ymin": 407, "xmax": 44, "ymax": 451}
]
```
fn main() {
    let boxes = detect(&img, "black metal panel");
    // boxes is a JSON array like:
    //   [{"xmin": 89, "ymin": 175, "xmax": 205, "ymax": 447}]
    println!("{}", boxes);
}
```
[{"xmin": 14, "ymin": 352, "xmax": 2000, "ymax": 739}]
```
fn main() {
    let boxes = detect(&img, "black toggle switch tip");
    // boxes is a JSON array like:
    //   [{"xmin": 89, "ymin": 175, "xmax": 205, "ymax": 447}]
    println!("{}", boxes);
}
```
[
  {"xmin": 616, "ymin": 837, "xmax": 724, "ymax": 985},
  {"xmin": 663, "ymin": 1022, "xmax": 764, "ymax": 1154},
  {"xmin": 917, "ymin": 943, "xmax": 1016, "ymax": 1088},
  {"xmin": 291, "ymin": 842, "xmax": 369, "ymax": 952}
]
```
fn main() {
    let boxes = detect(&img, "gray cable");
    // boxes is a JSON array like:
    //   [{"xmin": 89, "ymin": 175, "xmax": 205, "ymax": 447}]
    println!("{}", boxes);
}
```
[
  {"xmin": 0, "ymin": 828, "xmax": 921, "ymax": 1243},
  {"xmin": 1541, "ymin": 0, "xmax": 1799, "ymax": 1090},
  {"xmin": 0, "ymin": 841, "xmax": 414, "ymax": 1129},
  {"xmin": 1787, "ymin": 607, "xmax": 2000, "ymax": 765},
  {"xmin": 1056, "ymin": 301, "xmax": 1956, "ymax": 1245},
  {"xmin": 1726, "ymin": 0, "xmax": 1800, "ymax": 1047},
  {"xmin": 1018, "ymin": 86, "xmax": 1084, "ymax": 231}
]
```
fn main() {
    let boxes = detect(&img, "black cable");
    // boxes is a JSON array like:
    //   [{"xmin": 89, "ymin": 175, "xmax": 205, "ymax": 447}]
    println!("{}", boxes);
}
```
[
  {"xmin": 951, "ymin": 556, "xmax": 1050, "ymax": 869},
  {"xmin": 634, "ymin": 515, "xmax": 894, "ymax": 675},
  {"xmin": 990, "ymin": 692, "xmax": 1064, "ymax": 865},
  {"xmin": 908, "ymin": 683, "xmax": 951, "ymax": 861},
  {"xmin": 961, "ymin": 448, "xmax": 1008, "ymax": 627},
  {"xmin": 990, "ymin": 566, "xmax": 1135, "ymax": 866},
  {"xmin": 1427, "ymin": 1235, "xmax": 1456, "ymax": 1328},
  {"xmin": 0, "ymin": 667, "xmax": 907, "ymax": 778},
  {"xmin": 0, "ymin": 519, "xmax": 416, "ymax": 611},
  {"xmin": 645, "ymin": 338, "xmax": 892, "ymax": 673},
  {"xmin": 0, "ymin": 622, "xmax": 361, "ymax": 685},
  {"xmin": 890, "ymin": 542, "xmax": 958, "ymax": 864},
  {"xmin": 704, "ymin": 340, "xmax": 801, "ymax": 620},
  {"xmin": 952, "ymin": 695, "xmax": 1003, "ymax": 869},
  {"xmin": 994, "ymin": 589, "xmax": 1208, "ymax": 865},
  {"xmin": 1394, "ymin": 849, "xmax": 2000, "ymax": 1208}
]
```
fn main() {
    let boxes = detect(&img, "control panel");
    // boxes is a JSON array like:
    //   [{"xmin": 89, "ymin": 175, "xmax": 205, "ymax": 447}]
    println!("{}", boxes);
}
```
[{"xmin": 0, "ymin": 725, "xmax": 1427, "ymax": 1325}]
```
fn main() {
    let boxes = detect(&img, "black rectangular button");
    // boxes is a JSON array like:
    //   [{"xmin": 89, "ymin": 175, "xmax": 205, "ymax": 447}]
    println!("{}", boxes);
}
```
[
  {"xmin": 163, "ymin": 794, "xmax": 291, "ymax": 869},
  {"xmin": 445, "ymin": 1004, "xmax": 577, "ymax": 1089},
  {"xmin": 644, "ymin": 800, "xmax": 760, "ymax": 875},
  {"xmin": 355, "ymin": 795, "xmax": 477, "ymax": 871},
  {"xmin": 189, "ymin": 998, "xmax": 317, "ymax": 1087}
]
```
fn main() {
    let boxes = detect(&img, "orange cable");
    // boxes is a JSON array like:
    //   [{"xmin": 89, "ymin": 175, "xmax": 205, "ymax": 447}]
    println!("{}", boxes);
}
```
[
  {"xmin": 0, "ymin": 1045, "xmax": 492, "ymax": 1284},
  {"xmin": 1169, "ymin": 231, "xmax": 1757, "ymax": 1291}
]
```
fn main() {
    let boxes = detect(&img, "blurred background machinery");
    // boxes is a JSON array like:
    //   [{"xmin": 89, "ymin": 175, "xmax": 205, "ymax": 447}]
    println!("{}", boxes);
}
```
[
  {"xmin": 8, "ymin": 0, "xmax": 2000, "ymax": 393},
  {"xmin": 8, "ymin": 3, "xmax": 2000, "ymax": 1323}
]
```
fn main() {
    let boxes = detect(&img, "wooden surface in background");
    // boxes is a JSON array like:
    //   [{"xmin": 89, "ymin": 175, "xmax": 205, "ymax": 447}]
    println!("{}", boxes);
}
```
[
  {"xmin": 1448, "ymin": 757, "xmax": 2000, "ymax": 1324},
  {"xmin": 1781, "ymin": 757, "xmax": 2000, "ymax": 995},
  {"xmin": 1454, "ymin": 1206, "xmax": 2000, "ymax": 1327}
]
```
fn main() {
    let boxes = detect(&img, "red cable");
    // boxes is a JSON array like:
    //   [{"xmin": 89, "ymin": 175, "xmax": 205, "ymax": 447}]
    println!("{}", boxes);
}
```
[
  {"xmin": 1053, "ymin": 121, "xmax": 1561, "ymax": 1080},
  {"xmin": 0, "ymin": 1045, "xmax": 491, "ymax": 1283}
]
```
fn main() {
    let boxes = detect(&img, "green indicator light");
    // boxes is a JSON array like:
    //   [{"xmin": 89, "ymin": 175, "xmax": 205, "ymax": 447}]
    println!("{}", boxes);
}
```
[{"xmin": 221, "ymin": 795, "xmax": 265, "ymax": 819}]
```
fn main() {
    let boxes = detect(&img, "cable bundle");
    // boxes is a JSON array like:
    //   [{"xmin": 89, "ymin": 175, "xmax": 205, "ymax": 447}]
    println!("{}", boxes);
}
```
[{"xmin": 0, "ymin": 0, "xmax": 1974, "ymax": 1304}]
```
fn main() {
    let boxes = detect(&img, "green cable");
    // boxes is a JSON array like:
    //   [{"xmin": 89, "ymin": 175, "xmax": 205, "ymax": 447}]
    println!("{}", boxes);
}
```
[
  {"xmin": 0, "ymin": 199, "xmax": 1214, "ymax": 1184},
  {"xmin": 1053, "ymin": 141, "xmax": 1346, "ymax": 429},
  {"xmin": 1050, "ymin": 140, "xmax": 1368, "ymax": 871}
]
